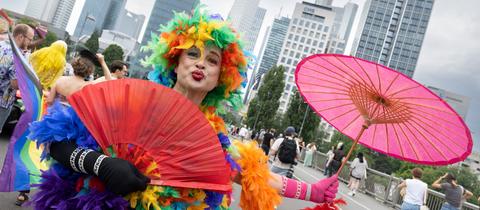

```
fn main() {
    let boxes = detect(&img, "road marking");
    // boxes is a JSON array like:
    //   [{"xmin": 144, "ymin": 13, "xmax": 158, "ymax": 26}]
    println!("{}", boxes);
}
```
[{"xmin": 294, "ymin": 166, "xmax": 372, "ymax": 210}]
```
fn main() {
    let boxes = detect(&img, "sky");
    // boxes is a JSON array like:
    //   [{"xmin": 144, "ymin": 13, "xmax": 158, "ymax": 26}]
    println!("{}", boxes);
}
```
[{"xmin": 1, "ymin": 0, "xmax": 478, "ymax": 152}]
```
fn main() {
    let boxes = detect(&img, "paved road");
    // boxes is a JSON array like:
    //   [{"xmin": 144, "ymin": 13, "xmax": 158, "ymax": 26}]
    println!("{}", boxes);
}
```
[{"xmin": 0, "ymin": 134, "xmax": 393, "ymax": 210}]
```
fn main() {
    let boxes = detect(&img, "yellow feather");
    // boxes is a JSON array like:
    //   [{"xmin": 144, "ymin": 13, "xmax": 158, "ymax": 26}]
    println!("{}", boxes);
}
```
[{"xmin": 29, "ymin": 40, "xmax": 67, "ymax": 88}]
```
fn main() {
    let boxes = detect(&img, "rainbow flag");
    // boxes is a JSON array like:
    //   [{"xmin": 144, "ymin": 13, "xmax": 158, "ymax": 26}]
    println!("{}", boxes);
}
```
[{"xmin": 0, "ymin": 33, "xmax": 48, "ymax": 191}]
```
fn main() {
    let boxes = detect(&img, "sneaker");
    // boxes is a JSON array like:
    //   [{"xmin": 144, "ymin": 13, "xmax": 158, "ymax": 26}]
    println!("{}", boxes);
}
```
[{"xmin": 347, "ymin": 191, "xmax": 354, "ymax": 196}]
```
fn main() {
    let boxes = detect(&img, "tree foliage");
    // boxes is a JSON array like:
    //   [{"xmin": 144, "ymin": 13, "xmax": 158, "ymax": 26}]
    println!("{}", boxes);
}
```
[
  {"xmin": 246, "ymin": 65, "xmax": 285, "ymax": 131},
  {"xmin": 283, "ymin": 90, "xmax": 320, "ymax": 142},
  {"xmin": 39, "ymin": 31, "xmax": 58, "ymax": 48},
  {"xmin": 103, "ymin": 44, "xmax": 124, "ymax": 65},
  {"xmin": 15, "ymin": 18, "xmax": 38, "ymax": 27},
  {"xmin": 85, "ymin": 30, "xmax": 100, "ymax": 53}
]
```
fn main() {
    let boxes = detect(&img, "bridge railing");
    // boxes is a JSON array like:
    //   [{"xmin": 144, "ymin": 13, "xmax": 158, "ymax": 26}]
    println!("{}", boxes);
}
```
[{"xmin": 298, "ymin": 148, "xmax": 479, "ymax": 210}]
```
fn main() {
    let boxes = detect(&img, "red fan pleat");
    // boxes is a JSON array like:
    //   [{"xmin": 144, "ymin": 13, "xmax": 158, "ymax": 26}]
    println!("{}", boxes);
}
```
[{"xmin": 68, "ymin": 79, "xmax": 231, "ymax": 192}]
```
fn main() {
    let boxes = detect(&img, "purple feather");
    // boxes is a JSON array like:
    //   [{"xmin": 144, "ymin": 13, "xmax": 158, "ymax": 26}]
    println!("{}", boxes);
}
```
[{"xmin": 204, "ymin": 191, "xmax": 224, "ymax": 209}]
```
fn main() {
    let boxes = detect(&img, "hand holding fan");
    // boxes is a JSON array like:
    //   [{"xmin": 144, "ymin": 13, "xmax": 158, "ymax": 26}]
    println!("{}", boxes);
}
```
[{"xmin": 68, "ymin": 79, "xmax": 231, "ymax": 192}]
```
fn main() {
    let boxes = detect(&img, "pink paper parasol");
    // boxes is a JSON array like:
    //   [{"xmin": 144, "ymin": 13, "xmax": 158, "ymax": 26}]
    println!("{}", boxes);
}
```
[{"xmin": 295, "ymin": 54, "xmax": 472, "ymax": 172}]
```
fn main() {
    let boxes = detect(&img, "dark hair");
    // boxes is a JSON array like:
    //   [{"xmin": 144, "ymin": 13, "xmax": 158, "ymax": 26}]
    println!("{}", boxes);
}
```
[
  {"xmin": 12, "ymin": 24, "xmax": 32, "ymax": 38},
  {"xmin": 357, "ymin": 152, "xmax": 364, "ymax": 163},
  {"xmin": 71, "ymin": 57, "xmax": 95, "ymax": 78},
  {"xmin": 412, "ymin": 168, "xmax": 423, "ymax": 179},
  {"xmin": 110, "ymin": 60, "xmax": 126, "ymax": 73},
  {"xmin": 445, "ymin": 173, "xmax": 456, "ymax": 188}
]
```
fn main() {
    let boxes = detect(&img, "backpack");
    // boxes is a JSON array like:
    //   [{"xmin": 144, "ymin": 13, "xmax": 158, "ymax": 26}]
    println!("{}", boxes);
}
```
[{"xmin": 277, "ymin": 137, "xmax": 297, "ymax": 164}]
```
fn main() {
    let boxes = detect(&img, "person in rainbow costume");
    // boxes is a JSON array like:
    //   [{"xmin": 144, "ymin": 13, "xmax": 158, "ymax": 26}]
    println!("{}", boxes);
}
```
[{"xmin": 27, "ymin": 6, "xmax": 339, "ymax": 210}]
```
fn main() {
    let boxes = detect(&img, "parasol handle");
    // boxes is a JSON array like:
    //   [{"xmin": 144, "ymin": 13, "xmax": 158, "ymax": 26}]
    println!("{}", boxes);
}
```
[{"xmin": 335, "ymin": 125, "xmax": 367, "ymax": 176}]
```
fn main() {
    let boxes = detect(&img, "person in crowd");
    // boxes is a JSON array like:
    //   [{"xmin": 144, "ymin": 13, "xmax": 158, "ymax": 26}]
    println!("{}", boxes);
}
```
[
  {"xmin": 398, "ymin": 168, "xmax": 428, "ymax": 210},
  {"xmin": 46, "ymin": 52, "xmax": 112, "ymax": 105},
  {"xmin": 347, "ymin": 152, "xmax": 368, "ymax": 196},
  {"xmin": 0, "ymin": 18, "xmax": 8, "ymax": 41},
  {"xmin": 296, "ymin": 136, "xmax": 305, "ymax": 153},
  {"xmin": 432, "ymin": 173, "xmax": 473, "ymax": 210},
  {"xmin": 0, "ymin": 24, "xmax": 33, "ymax": 133},
  {"xmin": 0, "ymin": 23, "xmax": 35, "ymax": 206},
  {"xmin": 94, "ymin": 60, "xmax": 129, "ymax": 83},
  {"xmin": 303, "ymin": 142, "xmax": 316, "ymax": 167},
  {"xmin": 27, "ymin": 7, "xmax": 339, "ymax": 209},
  {"xmin": 327, "ymin": 142, "xmax": 345, "ymax": 177},
  {"xmin": 269, "ymin": 126, "xmax": 300, "ymax": 176},
  {"xmin": 324, "ymin": 145, "xmax": 335, "ymax": 175},
  {"xmin": 239, "ymin": 125, "xmax": 249, "ymax": 141},
  {"xmin": 261, "ymin": 128, "xmax": 275, "ymax": 155}
]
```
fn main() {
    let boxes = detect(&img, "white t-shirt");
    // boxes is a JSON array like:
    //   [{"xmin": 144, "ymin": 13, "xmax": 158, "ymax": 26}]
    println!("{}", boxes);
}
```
[
  {"xmin": 271, "ymin": 137, "xmax": 300, "ymax": 169},
  {"xmin": 404, "ymin": 178, "xmax": 428, "ymax": 205}
]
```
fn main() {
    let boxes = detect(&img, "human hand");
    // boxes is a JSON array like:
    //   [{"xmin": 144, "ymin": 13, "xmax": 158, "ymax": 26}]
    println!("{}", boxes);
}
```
[
  {"xmin": 310, "ymin": 175, "xmax": 339, "ymax": 203},
  {"xmin": 98, "ymin": 157, "xmax": 150, "ymax": 196},
  {"xmin": 441, "ymin": 173, "xmax": 449, "ymax": 179},
  {"xmin": 96, "ymin": 53, "xmax": 105, "ymax": 63}
]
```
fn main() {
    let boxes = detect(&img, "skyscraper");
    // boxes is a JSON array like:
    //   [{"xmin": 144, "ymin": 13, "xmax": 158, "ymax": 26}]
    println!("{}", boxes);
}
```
[
  {"xmin": 24, "ymin": 0, "xmax": 75, "ymax": 30},
  {"xmin": 427, "ymin": 86, "xmax": 471, "ymax": 120},
  {"xmin": 131, "ymin": 0, "xmax": 198, "ymax": 75},
  {"xmin": 114, "ymin": 10, "xmax": 145, "ymax": 40},
  {"xmin": 25, "ymin": 0, "xmax": 59, "ymax": 22},
  {"xmin": 274, "ymin": 2, "xmax": 357, "ymax": 113},
  {"xmin": 227, "ymin": 0, "xmax": 265, "ymax": 52},
  {"xmin": 139, "ymin": 0, "xmax": 198, "ymax": 48},
  {"xmin": 245, "ymin": 17, "xmax": 290, "ymax": 103},
  {"xmin": 103, "ymin": 0, "xmax": 127, "ymax": 30},
  {"xmin": 73, "ymin": 0, "xmax": 113, "ymax": 38},
  {"xmin": 51, "ymin": 0, "xmax": 76, "ymax": 30},
  {"xmin": 353, "ymin": 0, "xmax": 434, "ymax": 78}
]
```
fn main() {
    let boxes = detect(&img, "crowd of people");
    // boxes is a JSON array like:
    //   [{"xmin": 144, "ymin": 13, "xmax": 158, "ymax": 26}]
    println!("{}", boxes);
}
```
[
  {"xmin": 0, "ymin": 20, "xmax": 132, "ymax": 206},
  {"xmin": 1, "ymin": 6, "xmax": 478, "ymax": 210},
  {"xmin": 0, "ymin": 7, "xmax": 340, "ymax": 210}
]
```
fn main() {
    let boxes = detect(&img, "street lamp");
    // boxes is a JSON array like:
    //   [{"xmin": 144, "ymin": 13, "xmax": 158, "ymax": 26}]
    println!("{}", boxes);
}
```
[
  {"xmin": 298, "ymin": 102, "xmax": 309, "ymax": 136},
  {"xmin": 72, "ymin": 14, "xmax": 96, "ymax": 57}
]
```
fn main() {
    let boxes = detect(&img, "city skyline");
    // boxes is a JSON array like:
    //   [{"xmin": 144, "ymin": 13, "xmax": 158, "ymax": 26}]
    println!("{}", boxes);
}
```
[
  {"xmin": 353, "ymin": 0, "xmax": 433, "ymax": 78},
  {"xmin": 1, "ymin": 0, "xmax": 478, "ymax": 151}
]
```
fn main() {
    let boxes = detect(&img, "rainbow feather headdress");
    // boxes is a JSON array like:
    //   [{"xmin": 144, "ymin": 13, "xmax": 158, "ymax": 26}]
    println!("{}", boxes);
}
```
[{"xmin": 143, "ymin": 6, "xmax": 248, "ymax": 114}]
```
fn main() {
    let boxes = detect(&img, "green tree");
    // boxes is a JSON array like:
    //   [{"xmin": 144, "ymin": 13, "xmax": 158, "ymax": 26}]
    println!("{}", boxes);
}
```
[
  {"xmin": 39, "ymin": 31, "xmax": 58, "ymax": 48},
  {"xmin": 246, "ymin": 65, "xmax": 285, "ymax": 131},
  {"xmin": 15, "ymin": 18, "xmax": 38, "ymax": 27},
  {"xmin": 103, "ymin": 44, "xmax": 124, "ymax": 65},
  {"xmin": 85, "ymin": 30, "xmax": 100, "ymax": 53},
  {"xmin": 283, "ymin": 90, "xmax": 320, "ymax": 142}
]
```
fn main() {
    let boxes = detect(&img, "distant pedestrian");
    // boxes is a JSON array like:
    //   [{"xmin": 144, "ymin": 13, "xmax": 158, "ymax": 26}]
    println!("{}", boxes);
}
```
[
  {"xmin": 238, "ymin": 125, "xmax": 248, "ymax": 141},
  {"xmin": 269, "ymin": 126, "xmax": 300, "ymax": 177},
  {"xmin": 261, "ymin": 128, "xmax": 275, "ymax": 155},
  {"xmin": 327, "ymin": 142, "xmax": 345, "ymax": 177},
  {"xmin": 303, "ymin": 143, "xmax": 316, "ymax": 167},
  {"xmin": 295, "ymin": 137, "xmax": 305, "ymax": 153},
  {"xmin": 324, "ymin": 146, "xmax": 335, "ymax": 175},
  {"xmin": 432, "ymin": 173, "xmax": 473, "ymax": 210},
  {"xmin": 347, "ymin": 152, "xmax": 368, "ymax": 196},
  {"xmin": 398, "ymin": 168, "xmax": 427, "ymax": 210}
]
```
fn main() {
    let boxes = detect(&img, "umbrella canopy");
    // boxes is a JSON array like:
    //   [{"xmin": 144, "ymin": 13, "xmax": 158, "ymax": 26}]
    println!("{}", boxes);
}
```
[{"xmin": 295, "ymin": 54, "xmax": 472, "ymax": 165}]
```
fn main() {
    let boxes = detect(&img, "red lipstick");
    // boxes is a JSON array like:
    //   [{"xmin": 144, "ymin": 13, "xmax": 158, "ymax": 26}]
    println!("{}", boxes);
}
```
[{"xmin": 192, "ymin": 70, "xmax": 205, "ymax": 81}]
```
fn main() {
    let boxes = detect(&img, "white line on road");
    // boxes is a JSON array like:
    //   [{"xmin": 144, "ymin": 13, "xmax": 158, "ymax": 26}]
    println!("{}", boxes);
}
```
[{"xmin": 294, "ymin": 166, "xmax": 372, "ymax": 210}]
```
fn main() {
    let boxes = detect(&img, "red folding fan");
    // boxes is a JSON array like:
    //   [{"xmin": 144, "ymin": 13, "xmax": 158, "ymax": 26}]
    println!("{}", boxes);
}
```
[{"xmin": 67, "ymin": 79, "xmax": 231, "ymax": 192}]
